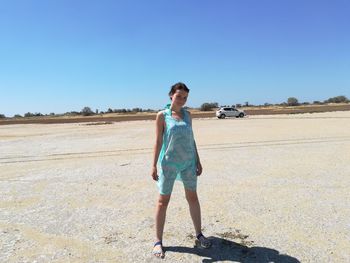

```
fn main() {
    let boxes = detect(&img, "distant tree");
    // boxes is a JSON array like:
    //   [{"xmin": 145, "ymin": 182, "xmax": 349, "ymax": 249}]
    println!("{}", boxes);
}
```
[
  {"xmin": 96, "ymin": 109, "xmax": 99, "ymax": 114},
  {"xmin": 313, "ymin": 101, "xmax": 322, "ymax": 105},
  {"xmin": 0, "ymin": 114, "xmax": 6, "ymax": 118},
  {"xmin": 107, "ymin": 108, "xmax": 113, "ymax": 113},
  {"xmin": 235, "ymin": 103, "xmax": 242, "ymax": 108},
  {"xmin": 81, "ymin": 107, "xmax": 94, "ymax": 116},
  {"xmin": 113, "ymin": 108, "xmax": 126, "ymax": 113},
  {"xmin": 132, "ymin": 107, "xmax": 143, "ymax": 112},
  {"xmin": 65, "ymin": 111, "xmax": 80, "ymax": 116},
  {"xmin": 245, "ymin": 101, "xmax": 249, "ymax": 107},
  {"xmin": 14, "ymin": 114, "xmax": 22, "ymax": 118},
  {"xmin": 264, "ymin": 103, "xmax": 272, "ymax": 107},
  {"xmin": 49, "ymin": 112, "xmax": 55, "ymax": 116},
  {"xmin": 24, "ymin": 112, "xmax": 34, "ymax": 117},
  {"xmin": 302, "ymin": 102, "xmax": 310, "ymax": 105},
  {"xmin": 287, "ymin": 97, "xmax": 299, "ymax": 106},
  {"xmin": 200, "ymin": 102, "xmax": 218, "ymax": 111},
  {"xmin": 114, "ymin": 108, "xmax": 128, "ymax": 113},
  {"xmin": 324, "ymin": 95, "xmax": 349, "ymax": 103}
]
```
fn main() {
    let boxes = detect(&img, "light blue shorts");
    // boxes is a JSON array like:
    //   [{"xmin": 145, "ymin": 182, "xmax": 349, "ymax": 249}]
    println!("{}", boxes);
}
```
[{"xmin": 157, "ymin": 164, "xmax": 197, "ymax": 195}]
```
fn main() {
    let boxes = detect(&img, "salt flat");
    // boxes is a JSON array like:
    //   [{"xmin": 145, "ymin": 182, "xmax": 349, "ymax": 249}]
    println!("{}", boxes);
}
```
[{"xmin": 1, "ymin": 111, "xmax": 350, "ymax": 262}]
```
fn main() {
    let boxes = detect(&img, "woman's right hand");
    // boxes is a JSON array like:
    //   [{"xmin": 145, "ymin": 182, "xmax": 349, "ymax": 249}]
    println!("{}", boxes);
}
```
[{"xmin": 151, "ymin": 166, "xmax": 158, "ymax": 181}]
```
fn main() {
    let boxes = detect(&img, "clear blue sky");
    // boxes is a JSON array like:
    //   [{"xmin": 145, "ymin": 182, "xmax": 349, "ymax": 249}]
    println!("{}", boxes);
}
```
[{"xmin": 1, "ymin": 0, "xmax": 349, "ymax": 116}]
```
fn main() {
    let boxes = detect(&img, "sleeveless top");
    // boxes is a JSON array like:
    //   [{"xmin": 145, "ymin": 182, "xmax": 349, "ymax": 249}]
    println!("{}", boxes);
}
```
[{"xmin": 158, "ymin": 104, "xmax": 197, "ymax": 179}]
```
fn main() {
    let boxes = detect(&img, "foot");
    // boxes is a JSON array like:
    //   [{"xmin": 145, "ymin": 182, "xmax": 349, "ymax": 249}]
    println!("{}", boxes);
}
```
[
  {"xmin": 196, "ymin": 233, "xmax": 212, "ymax": 248},
  {"xmin": 152, "ymin": 240, "xmax": 165, "ymax": 258}
]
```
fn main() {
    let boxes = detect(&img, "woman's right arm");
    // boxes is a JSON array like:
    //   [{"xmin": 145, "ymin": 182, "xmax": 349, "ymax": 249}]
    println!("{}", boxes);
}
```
[{"xmin": 151, "ymin": 112, "xmax": 164, "ymax": 181}]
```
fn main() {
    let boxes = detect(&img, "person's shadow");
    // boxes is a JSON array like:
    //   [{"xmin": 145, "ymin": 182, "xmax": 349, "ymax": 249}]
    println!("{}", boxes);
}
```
[{"xmin": 165, "ymin": 236, "xmax": 300, "ymax": 263}]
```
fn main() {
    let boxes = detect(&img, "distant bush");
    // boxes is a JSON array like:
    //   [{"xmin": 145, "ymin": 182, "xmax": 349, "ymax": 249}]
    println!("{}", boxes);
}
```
[
  {"xmin": 301, "ymin": 102, "xmax": 310, "ymax": 105},
  {"xmin": 200, "ymin": 102, "xmax": 218, "ymax": 111},
  {"xmin": 14, "ymin": 114, "xmax": 22, "ymax": 118},
  {"xmin": 0, "ymin": 114, "xmax": 6, "ymax": 118},
  {"xmin": 132, "ymin": 108, "xmax": 143, "ymax": 112},
  {"xmin": 235, "ymin": 104, "xmax": 242, "ymax": 108},
  {"xmin": 24, "ymin": 112, "xmax": 34, "ymax": 117},
  {"xmin": 63, "ymin": 111, "xmax": 80, "ymax": 116},
  {"xmin": 81, "ymin": 107, "xmax": 94, "ymax": 116},
  {"xmin": 264, "ymin": 103, "xmax": 272, "ymax": 107},
  {"xmin": 287, "ymin": 97, "xmax": 299, "ymax": 106},
  {"xmin": 113, "ymin": 109, "xmax": 128, "ymax": 113},
  {"xmin": 313, "ymin": 101, "xmax": 323, "ymax": 105},
  {"xmin": 324, "ymin": 96, "xmax": 349, "ymax": 103},
  {"xmin": 24, "ymin": 112, "xmax": 43, "ymax": 117},
  {"xmin": 105, "ymin": 107, "xmax": 154, "ymax": 114}
]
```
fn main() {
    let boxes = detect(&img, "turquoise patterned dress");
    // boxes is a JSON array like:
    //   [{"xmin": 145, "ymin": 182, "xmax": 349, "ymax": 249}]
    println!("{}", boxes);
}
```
[{"xmin": 157, "ymin": 105, "xmax": 198, "ymax": 195}]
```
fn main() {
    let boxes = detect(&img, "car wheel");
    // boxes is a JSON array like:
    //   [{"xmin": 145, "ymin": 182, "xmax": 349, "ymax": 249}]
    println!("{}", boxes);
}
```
[
  {"xmin": 220, "ymin": 114, "xmax": 226, "ymax": 119},
  {"xmin": 239, "ymin": 113, "xmax": 244, "ymax": 118}
]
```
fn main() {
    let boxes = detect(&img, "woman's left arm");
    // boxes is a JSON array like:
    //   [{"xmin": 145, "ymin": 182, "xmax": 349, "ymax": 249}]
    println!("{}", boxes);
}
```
[{"xmin": 189, "ymin": 112, "xmax": 203, "ymax": 176}]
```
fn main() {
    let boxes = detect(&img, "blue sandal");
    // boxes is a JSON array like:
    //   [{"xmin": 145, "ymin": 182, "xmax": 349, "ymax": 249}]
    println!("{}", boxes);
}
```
[
  {"xmin": 196, "ymin": 233, "xmax": 212, "ymax": 248},
  {"xmin": 152, "ymin": 240, "xmax": 165, "ymax": 258}
]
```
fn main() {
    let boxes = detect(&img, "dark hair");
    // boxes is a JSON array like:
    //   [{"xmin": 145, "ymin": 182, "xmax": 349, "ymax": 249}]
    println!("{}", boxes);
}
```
[{"xmin": 168, "ymin": 82, "xmax": 190, "ymax": 97}]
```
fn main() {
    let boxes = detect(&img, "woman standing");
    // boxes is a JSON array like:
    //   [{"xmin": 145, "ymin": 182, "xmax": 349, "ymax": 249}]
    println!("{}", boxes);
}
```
[{"xmin": 151, "ymin": 82, "xmax": 211, "ymax": 258}]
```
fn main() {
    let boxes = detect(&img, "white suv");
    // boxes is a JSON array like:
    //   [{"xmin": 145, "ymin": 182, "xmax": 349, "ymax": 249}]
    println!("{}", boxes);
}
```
[{"xmin": 216, "ymin": 107, "xmax": 245, "ymax": 119}]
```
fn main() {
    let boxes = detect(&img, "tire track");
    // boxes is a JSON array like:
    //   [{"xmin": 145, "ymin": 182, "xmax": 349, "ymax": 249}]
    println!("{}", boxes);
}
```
[{"xmin": 1, "ymin": 136, "xmax": 349, "ymax": 164}]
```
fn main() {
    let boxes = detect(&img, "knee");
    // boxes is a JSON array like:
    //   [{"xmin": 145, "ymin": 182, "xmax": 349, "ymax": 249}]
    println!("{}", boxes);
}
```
[
  {"xmin": 186, "ymin": 193, "xmax": 199, "ymax": 204},
  {"xmin": 157, "ymin": 197, "xmax": 170, "ymax": 209}
]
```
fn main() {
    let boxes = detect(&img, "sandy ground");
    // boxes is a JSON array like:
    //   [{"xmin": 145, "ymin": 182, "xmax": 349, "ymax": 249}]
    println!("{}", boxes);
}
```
[{"xmin": 1, "ymin": 111, "xmax": 350, "ymax": 262}]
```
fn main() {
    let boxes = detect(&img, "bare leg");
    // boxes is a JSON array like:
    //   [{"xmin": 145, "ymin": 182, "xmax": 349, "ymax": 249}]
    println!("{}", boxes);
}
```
[
  {"xmin": 153, "ymin": 194, "xmax": 171, "ymax": 258},
  {"xmin": 185, "ymin": 189, "xmax": 201, "ymax": 235},
  {"xmin": 185, "ymin": 188, "xmax": 211, "ymax": 248}
]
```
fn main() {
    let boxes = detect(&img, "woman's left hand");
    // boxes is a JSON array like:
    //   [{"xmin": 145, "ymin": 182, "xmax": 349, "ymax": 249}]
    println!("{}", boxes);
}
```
[{"xmin": 196, "ymin": 162, "xmax": 202, "ymax": 176}]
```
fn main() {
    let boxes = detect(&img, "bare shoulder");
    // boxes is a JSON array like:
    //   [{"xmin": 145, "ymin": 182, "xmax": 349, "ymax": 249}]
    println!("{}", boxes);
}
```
[
  {"xmin": 156, "ymin": 111, "xmax": 165, "ymax": 122},
  {"xmin": 157, "ymin": 110, "xmax": 165, "ymax": 117}
]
